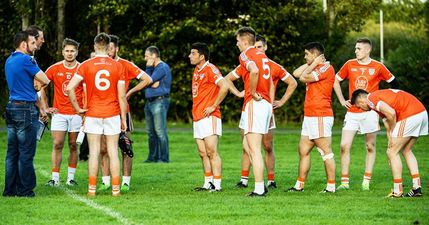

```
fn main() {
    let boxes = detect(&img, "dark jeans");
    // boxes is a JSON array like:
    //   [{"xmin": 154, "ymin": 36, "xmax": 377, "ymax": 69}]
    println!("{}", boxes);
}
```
[
  {"xmin": 3, "ymin": 101, "xmax": 39, "ymax": 197},
  {"xmin": 144, "ymin": 96, "xmax": 170, "ymax": 162}
]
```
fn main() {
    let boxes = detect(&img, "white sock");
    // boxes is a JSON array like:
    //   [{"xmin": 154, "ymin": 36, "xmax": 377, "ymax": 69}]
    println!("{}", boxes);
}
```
[
  {"xmin": 294, "ymin": 179, "xmax": 305, "ymax": 190},
  {"xmin": 394, "ymin": 180, "xmax": 403, "ymax": 194},
  {"xmin": 203, "ymin": 176, "xmax": 213, "ymax": 188},
  {"xmin": 213, "ymin": 178, "xmax": 221, "ymax": 190},
  {"xmin": 67, "ymin": 167, "xmax": 76, "ymax": 182},
  {"xmin": 326, "ymin": 182, "xmax": 336, "ymax": 192},
  {"xmin": 52, "ymin": 172, "xmax": 60, "ymax": 183},
  {"xmin": 254, "ymin": 182, "xmax": 265, "ymax": 194},
  {"xmin": 412, "ymin": 174, "xmax": 421, "ymax": 189},
  {"xmin": 241, "ymin": 177, "xmax": 248, "ymax": 186},
  {"xmin": 122, "ymin": 176, "xmax": 131, "ymax": 186},
  {"xmin": 102, "ymin": 176, "xmax": 111, "ymax": 186}
]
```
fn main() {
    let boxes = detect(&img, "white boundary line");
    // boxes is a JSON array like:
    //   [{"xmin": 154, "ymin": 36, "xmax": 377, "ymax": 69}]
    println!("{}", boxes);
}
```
[{"xmin": 39, "ymin": 169, "xmax": 137, "ymax": 225}]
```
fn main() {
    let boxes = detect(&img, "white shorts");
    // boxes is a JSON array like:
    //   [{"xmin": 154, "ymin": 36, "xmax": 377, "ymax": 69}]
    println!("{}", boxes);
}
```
[
  {"xmin": 343, "ymin": 111, "xmax": 380, "ymax": 134},
  {"xmin": 51, "ymin": 113, "xmax": 82, "ymax": 132},
  {"xmin": 301, "ymin": 116, "xmax": 334, "ymax": 140},
  {"xmin": 84, "ymin": 115, "xmax": 121, "ymax": 135},
  {"xmin": 391, "ymin": 111, "xmax": 428, "ymax": 138},
  {"xmin": 193, "ymin": 116, "xmax": 222, "ymax": 139},
  {"xmin": 239, "ymin": 99, "xmax": 273, "ymax": 135},
  {"xmin": 126, "ymin": 112, "xmax": 134, "ymax": 132},
  {"xmin": 269, "ymin": 114, "xmax": 276, "ymax": 130}
]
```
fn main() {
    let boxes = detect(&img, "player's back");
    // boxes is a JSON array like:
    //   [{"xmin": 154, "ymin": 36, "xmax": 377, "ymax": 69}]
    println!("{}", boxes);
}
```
[{"xmin": 76, "ymin": 55, "xmax": 124, "ymax": 118}]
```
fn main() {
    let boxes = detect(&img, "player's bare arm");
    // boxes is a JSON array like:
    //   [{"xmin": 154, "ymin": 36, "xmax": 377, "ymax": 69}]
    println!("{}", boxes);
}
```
[
  {"xmin": 299, "ymin": 54, "xmax": 325, "ymax": 83},
  {"xmin": 273, "ymin": 75, "xmax": 297, "ymax": 109},
  {"xmin": 247, "ymin": 62, "xmax": 261, "ymax": 101},
  {"xmin": 118, "ymin": 82, "xmax": 128, "ymax": 132},
  {"xmin": 292, "ymin": 64, "xmax": 308, "ymax": 78},
  {"xmin": 333, "ymin": 77, "xmax": 351, "ymax": 109},
  {"xmin": 224, "ymin": 72, "xmax": 244, "ymax": 98},
  {"xmin": 203, "ymin": 78, "xmax": 229, "ymax": 117},
  {"xmin": 377, "ymin": 101, "xmax": 397, "ymax": 134},
  {"xmin": 34, "ymin": 70, "xmax": 50, "ymax": 91},
  {"xmin": 66, "ymin": 75, "xmax": 87, "ymax": 115}
]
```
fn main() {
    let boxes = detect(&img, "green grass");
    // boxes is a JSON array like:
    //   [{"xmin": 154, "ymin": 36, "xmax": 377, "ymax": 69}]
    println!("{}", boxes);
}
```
[{"xmin": 0, "ymin": 128, "xmax": 428, "ymax": 225}]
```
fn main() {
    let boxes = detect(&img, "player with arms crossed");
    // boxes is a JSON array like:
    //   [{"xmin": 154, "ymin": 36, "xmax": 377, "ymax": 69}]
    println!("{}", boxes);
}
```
[
  {"xmin": 189, "ymin": 42, "xmax": 229, "ymax": 192},
  {"xmin": 334, "ymin": 38, "xmax": 399, "ymax": 191},
  {"xmin": 288, "ymin": 42, "xmax": 336, "ymax": 193},
  {"xmin": 352, "ymin": 89, "xmax": 427, "ymax": 198},
  {"xmin": 67, "ymin": 33, "xmax": 127, "ymax": 197},
  {"xmin": 43, "ymin": 38, "xmax": 84, "ymax": 187}
]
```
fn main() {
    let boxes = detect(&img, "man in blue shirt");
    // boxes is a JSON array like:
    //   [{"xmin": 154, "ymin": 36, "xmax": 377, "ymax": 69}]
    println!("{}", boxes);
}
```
[
  {"xmin": 127, "ymin": 46, "xmax": 172, "ymax": 163},
  {"xmin": 3, "ymin": 31, "xmax": 50, "ymax": 197}
]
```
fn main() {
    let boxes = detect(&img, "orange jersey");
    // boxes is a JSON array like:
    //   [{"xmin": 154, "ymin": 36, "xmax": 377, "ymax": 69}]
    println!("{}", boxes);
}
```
[
  {"xmin": 75, "ymin": 55, "xmax": 125, "ymax": 118},
  {"xmin": 192, "ymin": 61, "xmax": 224, "ymax": 121},
  {"xmin": 234, "ymin": 46, "xmax": 272, "ymax": 110},
  {"xmin": 367, "ymin": 89, "xmax": 426, "ymax": 122},
  {"xmin": 336, "ymin": 59, "xmax": 394, "ymax": 113},
  {"xmin": 304, "ymin": 62, "xmax": 335, "ymax": 117},
  {"xmin": 45, "ymin": 61, "xmax": 84, "ymax": 115},
  {"xmin": 269, "ymin": 59, "xmax": 291, "ymax": 91}
]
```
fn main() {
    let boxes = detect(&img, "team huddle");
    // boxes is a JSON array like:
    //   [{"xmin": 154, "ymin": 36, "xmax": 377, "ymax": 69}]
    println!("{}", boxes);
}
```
[{"xmin": 3, "ymin": 26, "xmax": 427, "ymax": 198}]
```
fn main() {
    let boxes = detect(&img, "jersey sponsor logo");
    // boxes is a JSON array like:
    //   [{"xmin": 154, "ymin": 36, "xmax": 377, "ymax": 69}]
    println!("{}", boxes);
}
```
[
  {"xmin": 199, "ymin": 73, "xmax": 205, "ymax": 80},
  {"xmin": 192, "ymin": 82, "xmax": 199, "ymax": 98},
  {"xmin": 359, "ymin": 68, "xmax": 367, "ymax": 75},
  {"xmin": 368, "ymin": 68, "xmax": 375, "ymax": 75},
  {"xmin": 355, "ymin": 76, "xmax": 368, "ymax": 90},
  {"xmin": 62, "ymin": 80, "xmax": 70, "ymax": 96},
  {"xmin": 193, "ymin": 73, "xmax": 199, "ymax": 81}
]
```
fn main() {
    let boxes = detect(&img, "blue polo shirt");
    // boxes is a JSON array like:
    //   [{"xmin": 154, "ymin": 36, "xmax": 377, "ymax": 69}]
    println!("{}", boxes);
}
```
[
  {"xmin": 144, "ymin": 61, "xmax": 172, "ymax": 99},
  {"xmin": 5, "ymin": 51, "xmax": 41, "ymax": 102}
]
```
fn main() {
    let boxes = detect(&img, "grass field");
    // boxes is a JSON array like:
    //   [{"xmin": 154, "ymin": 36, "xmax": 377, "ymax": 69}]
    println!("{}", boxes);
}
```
[{"xmin": 0, "ymin": 126, "xmax": 428, "ymax": 225}]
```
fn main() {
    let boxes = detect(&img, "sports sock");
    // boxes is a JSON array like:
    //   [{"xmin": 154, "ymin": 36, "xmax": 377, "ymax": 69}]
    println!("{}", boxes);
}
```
[
  {"xmin": 67, "ymin": 164, "xmax": 77, "ymax": 182},
  {"xmin": 213, "ymin": 175, "xmax": 222, "ymax": 190},
  {"xmin": 102, "ymin": 176, "xmax": 111, "ymax": 186},
  {"xmin": 341, "ymin": 174, "xmax": 349, "ymax": 185},
  {"xmin": 411, "ymin": 174, "xmax": 421, "ymax": 189},
  {"xmin": 52, "ymin": 167, "xmax": 60, "ymax": 183},
  {"xmin": 241, "ymin": 170, "xmax": 249, "ymax": 185},
  {"xmin": 122, "ymin": 176, "xmax": 131, "ymax": 186},
  {"xmin": 294, "ymin": 177, "xmax": 305, "ymax": 190},
  {"xmin": 112, "ymin": 176, "xmax": 120, "ymax": 196},
  {"xmin": 254, "ymin": 181, "xmax": 265, "ymax": 194},
  {"xmin": 393, "ymin": 178, "xmax": 403, "ymax": 194},
  {"xmin": 203, "ymin": 172, "xmax": 213, "ymax": 188},
  {"xmin": 362, "ymin": 172, "xmax": 372, "ymax": 185},
  {"xmin": 88, "ymin": 176, "xmax": 97, "ymax": 195},
  {"xmin": 326, "ymin": 180, "xmax": 336, "ymax": 192}
]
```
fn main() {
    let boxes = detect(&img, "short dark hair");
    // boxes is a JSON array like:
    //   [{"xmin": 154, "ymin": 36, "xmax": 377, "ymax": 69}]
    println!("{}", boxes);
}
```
[
  {"xmin": 146, "ymin": 46, "xmax": 160, "ymax": 58},
  {"xmin": 109, "ymin": 35, "xmax": 119, "ymax": 47},
  {"xmin": 62, "ymin": 38, "xmax": 80, "ymax": 49},
  {"xmin": 255, "ymin": 34, "xmax": 267, "ymax": 46},
  {"xmin": 191, "ymin": 42, "xmax": 210, "ymax": 61},
  {"xmin": 14, "ymin": 31, "xmax": 30, "ymax": 49},
  {"xmin": 351, "ymin": 89, "xmax": 369, "ymax": 105},
  {"xmin": 235, "ymin": 27, "xmax": 256, "ymax": 45},
  {"xmin": 25, "ymin": 25, "xmax": 43, "ymax": 40},
  {"xmin": 356, "ymin": 37, "xmax": 372, "ymax": 47},
  {"xmin": 94, "ymin": 32, "xmax": 110, "ymax": 50},
  {"xmin": 304, "ymin": 42, "xmax": 325, "ymax": 55}
]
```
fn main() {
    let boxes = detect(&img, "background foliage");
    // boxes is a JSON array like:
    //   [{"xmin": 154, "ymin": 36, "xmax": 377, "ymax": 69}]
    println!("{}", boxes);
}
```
[{"xmin": 1, "ymin": 0, "xmax": 428, "ymax": 123}]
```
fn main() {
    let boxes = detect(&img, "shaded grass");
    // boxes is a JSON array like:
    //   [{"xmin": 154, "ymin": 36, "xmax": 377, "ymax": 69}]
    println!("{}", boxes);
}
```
[{"xmin": 0, "ymin": 128, "xmax": 428, "ymax": 225}]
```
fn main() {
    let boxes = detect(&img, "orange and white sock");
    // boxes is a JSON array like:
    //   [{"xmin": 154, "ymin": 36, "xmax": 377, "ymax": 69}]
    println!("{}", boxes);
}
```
[
  {"xmin": 88, "ymin": 176, "xmax": 97, "ymax": 196},
  {"xmin": 52, "ymin": 167, "xmax": 60, "ymax": 183},
  {"xmin": 213, "ymin": 175, "xmax": 222, "ymax": 190},
  {"xmin": 362, "ymin": 172, "xmax": 372, "ymax": 185},
  {"xmin": 294, "ymin": 177, "xmax": 305, "ymax": 190},
  {"xmin": 411, "ymin": 174, "xmax": 421, "ymax": 189},
  {"xmin": 326, "ymin": 180, "xmax": 336, "ymax": 192},
  {"xmin": 112, "ymin": 176, "xmax": 120, "ymax": 196},
  {"xmin": 241, "ymin": 170, "xmax": 249, "ymax": 185},
  {"xmin": 393, "ymin": 178, "xmax": 403, "ymax": 194},
  {"xmin": 267, "ymin": 173, "xmax": 275, "ymax": 184},
  {"xmin": 204, "ymin": 172, "xmax": 213, "ymax": 189},
  {"xmin": 67, "ymin": 164, "xmax": 77, "ymax": 182},
  {"xmin": 341, "ymin": 174, "xmax": 349, "ymax": 185}
]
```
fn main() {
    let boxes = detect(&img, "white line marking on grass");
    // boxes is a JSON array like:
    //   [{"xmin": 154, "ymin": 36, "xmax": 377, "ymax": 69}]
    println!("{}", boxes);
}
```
[{"xmin": 39, "ymin": 169, "xmax": 138, "ymax": 225}]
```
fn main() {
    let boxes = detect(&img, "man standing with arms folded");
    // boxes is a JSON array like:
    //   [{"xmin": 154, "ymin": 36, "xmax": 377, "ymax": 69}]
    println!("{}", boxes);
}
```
[
  {"xmin": 225, "ymin": 27, "xmax": 273, "ymax": 197},
  {"xmin": 98, "ymin": 34, "xmax": 152, "ymax": 192},
  {"xmin": 351, "ymin": 89, "xmax": 426, "ymax": 197},
  {"xmin": 3, "ymin": 31, "xmax": 50, "ymax": 197},
  {"xmin": 127, "ymin": 46, "xmax": 172, "ymax": 163},
  {"xmin": 67, "ymin": 33, "xmax": 127, "ymax": 197},
  {"xmin": 234, "ymin": 34, "xmax": 297, "ymax": 189},
  {"xmin": 288, "ymin": 42, "xmax": 336, "ymax": 193},
  {"xmin": 334, "ymin": 38, "xmax": 399, "ymax": 191},
  {"xmin": 189, "ymin": 42, "xmax": 229, "ymax": 192},
  {"xmin": 43, "ymin": 38, "xmax": 84, "ymax": 187}
]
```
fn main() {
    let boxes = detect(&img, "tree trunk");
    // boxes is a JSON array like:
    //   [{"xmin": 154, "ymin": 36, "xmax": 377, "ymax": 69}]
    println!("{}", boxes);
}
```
[
  {"xmin": 327, "ymin": 0, "xmax": 336, "ymax": 38},
  {"xmin": 22, "ymin": 15, "xmax": 29, "ymax": 30},
  {"xmin": 57, "ymin": 0, "xmax": 66, "ymax": 53}
]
